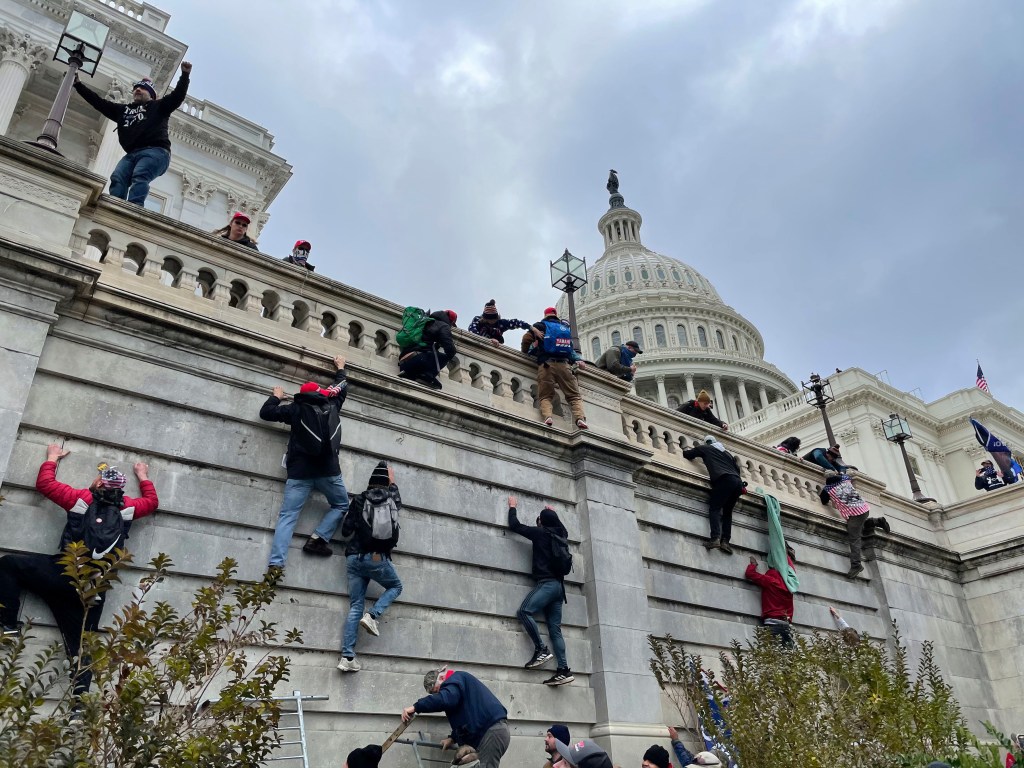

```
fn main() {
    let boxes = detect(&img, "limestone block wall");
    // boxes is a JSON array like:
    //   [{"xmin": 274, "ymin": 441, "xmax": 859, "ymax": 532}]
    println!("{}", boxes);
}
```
[{"xmin": 0, "ymin": 138, "xmax": 1021, "ymax": 764}]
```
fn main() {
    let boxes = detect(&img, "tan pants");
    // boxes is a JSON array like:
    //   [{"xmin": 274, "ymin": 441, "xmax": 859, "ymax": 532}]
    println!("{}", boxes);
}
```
[{"xmin": 537, "ymin": 361, "xmax": 586, "ymax": 421}]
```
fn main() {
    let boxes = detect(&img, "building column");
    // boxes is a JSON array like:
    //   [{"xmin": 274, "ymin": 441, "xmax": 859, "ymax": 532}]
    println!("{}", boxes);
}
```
[
  {"xmin": 738, "ymin": 379, "xmax": 752, "ymax": 418},
  {"xmin": 655, "ymin": 375, "xmax": 668, "ymax": 407},
  {"xmin": 758, "ymin": 384, "xmax": 770, "ymax": 410},
  {"xmin": 0, "ymin": 32, "xmax": 48, "ymax": 136},
  {"xmin": 90, "ymin": 80, "xmax": 129, "ymax": 187},
  {"xmin": 684, "ymin": 374, "xmax": 696, "ymax": 401},
  {"xmin": 712, "ymin": 375, "xmax": 727, "ymax": 419}
]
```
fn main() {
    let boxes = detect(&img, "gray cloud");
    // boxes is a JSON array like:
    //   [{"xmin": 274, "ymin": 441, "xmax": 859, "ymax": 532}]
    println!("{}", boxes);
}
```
[{"xmin": 166, "ymin": 0, "xmax": 1023, "ymax": 407}]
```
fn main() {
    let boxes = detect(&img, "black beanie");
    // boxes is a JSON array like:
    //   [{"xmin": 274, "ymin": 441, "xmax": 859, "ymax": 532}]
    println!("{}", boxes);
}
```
[
  {"xmin": 346, "ymin": 745, "xmax": 382, "ymax": 768},
  {"xmin": 643, "ymin": 745, "xmax": 670, "ymax": 768},
  {"xmin": 368, "ymin": 461, "xmax": 389, "ymax": 488}
]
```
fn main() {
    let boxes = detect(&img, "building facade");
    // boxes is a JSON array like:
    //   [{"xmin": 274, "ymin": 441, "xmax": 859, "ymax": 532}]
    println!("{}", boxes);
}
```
[{"xmin": 562, "ymin": 182, "xmax": 797, "ymax": 422}]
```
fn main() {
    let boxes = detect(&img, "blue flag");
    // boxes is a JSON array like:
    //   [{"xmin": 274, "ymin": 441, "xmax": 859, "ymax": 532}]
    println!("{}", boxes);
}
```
[{"xmin": 971, "ymin": 418, "xmax": 1019, "ymax": 482}]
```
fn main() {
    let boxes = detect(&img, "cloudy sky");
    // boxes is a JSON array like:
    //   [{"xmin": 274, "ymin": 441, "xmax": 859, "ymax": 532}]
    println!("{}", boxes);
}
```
[{"xmin": 164, "ymin": 0, "xmax": 1022, "ymax": 408}]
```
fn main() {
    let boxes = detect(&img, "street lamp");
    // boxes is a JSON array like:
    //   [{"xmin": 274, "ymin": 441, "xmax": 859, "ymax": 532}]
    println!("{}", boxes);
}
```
[
  {"xmin": 550, "ymin": 248, "xmax": 588, "ymax": 353},
  {"xmin": 882, "ymin": 413, "xmax": 935, "ymax": 503},
  {"xmin": 801, "ymin": 372, "xmax": 837, "ymax": 447},
  {"xmin": 28, "ymin": 10, "xmax": 109, "ymax": 155}
]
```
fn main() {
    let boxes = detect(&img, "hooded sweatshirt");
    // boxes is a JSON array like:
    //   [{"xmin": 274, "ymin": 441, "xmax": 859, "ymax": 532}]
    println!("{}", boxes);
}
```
[
  {"xmin": 508, "ymin": 506, "xmax": 569, "ymax": 581},
  {"xmin": 683, "ymin": 438, "xmax": 741, "ymax": 482},
  {"xmin": 73, "ymin": 74, "xmax": 190, "ymax": 154}
]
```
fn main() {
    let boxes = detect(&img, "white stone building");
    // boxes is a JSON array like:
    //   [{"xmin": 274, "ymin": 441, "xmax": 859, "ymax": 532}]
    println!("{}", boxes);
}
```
[
  {"xmin": 561, "ymin": 181, "xmax": 797, "ymax": 421},
  {"xmin": 0, "ymin": 0, "xmax": 291, "ymax": 237}
]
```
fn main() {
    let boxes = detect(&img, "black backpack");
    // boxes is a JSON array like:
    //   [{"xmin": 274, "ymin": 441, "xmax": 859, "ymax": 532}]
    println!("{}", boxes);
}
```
[
  {"xmin": 293, "ymin": 396, "xmax": 342, "ymax": 457},
  {"xmin": 549, "ymin": 531, "xmax": 573, "ymax": 577},
  {"xmin": 59, "ymin": 489, "xmax": 129, "ymax": 559}
]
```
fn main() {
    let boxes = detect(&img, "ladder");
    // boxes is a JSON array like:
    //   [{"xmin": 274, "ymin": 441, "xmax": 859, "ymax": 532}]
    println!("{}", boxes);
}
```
[
  {"xmin": 394, "ymin": 733, "xmax": 449, "ymax": 768},
  {"xmin": 246, "ymin": 689, "xmax": 328, "ymax": 768}
]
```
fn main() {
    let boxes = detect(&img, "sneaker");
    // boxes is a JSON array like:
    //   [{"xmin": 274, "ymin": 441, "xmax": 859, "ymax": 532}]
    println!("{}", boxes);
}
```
[
  {"xmin": 1, "ymin": 622, "xmax": 23, "ymax": 638},
  {"xmin": 359, "ymin": 613, "xmax": 380, "ymax": 637},
  {"xmin": 576, "ymin": 419, "xmax": 589, "ymax": 430},
  {"xmin": 847, "ymin": 564, "xmax": 864, "ymax": 579},
  {"xmin": 525, "ymin": 648, "xmax": 554, "ymax": 669},
  {"xmin": 302, "ymin": 536, "xmax": 333, "ymax": 557},
  {"xmin": 336, "ymin": 656, "xmax": 361, "ymax": 672},
  {"xmin": 703, "ymin": 538, "xmax": 721, "ymax": 551},
  {"xmin": 544, "ymin": 417, "xmax": 554, "ymax": 427},
  {"xmin": 719, "ymin": 541, "xmax": 733, "ymax": 555},
  {"xmin": 543, "ymin": 669, "xmax": 575, "ymax": 686},
  {"xmin": 876, "ymin": 517, "xmax": 891, "ymax": 534},
  {"xmin": 398, "ymin": 370, "xmax": 415, "ymax": 380}
]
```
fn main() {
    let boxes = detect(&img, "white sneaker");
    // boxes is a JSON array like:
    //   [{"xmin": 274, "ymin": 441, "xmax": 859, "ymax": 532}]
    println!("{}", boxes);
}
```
[
  {"xmin": 360, "ymin": 613, "xmax": 380, "ymax": 636},
  {"xmin": 336, "ymin": 656, "xmax": 361, "ymax": 672}
]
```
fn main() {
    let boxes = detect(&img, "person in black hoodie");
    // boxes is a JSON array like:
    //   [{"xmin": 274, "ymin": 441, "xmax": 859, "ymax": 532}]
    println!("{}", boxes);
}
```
[
  {"xmin": 73, "ymin": 61, "xmax": 191, "ymax": 205},
  {"xmin": 683, "ymin": 435, "xmax": 745, "ymax": 553},
  {"xmin": 336, "ymin": 461, "xmax": 403, "ymax": 673},
  {"xmin": 677, "ymin": 389, "xmax": 728, "ymax": 430},
  {"xmin": 398, "ymin": 309, "xmax": 458, "ymax": 390},
  {"xmin": 507, "ymin": 496, "xmax": 574, "ymax": 686},
  {"xmin": 259, "ymin": 355, "xmax": 349, "ymax": 571}
]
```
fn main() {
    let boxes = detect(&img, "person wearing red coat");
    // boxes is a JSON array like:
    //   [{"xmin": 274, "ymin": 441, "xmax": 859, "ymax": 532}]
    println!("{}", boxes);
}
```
[
  {"xmin": 745, "ymin": 546, "xmax": 796, "ymax": 648},
  {"xmin": 0, "ymin": 444, "xmax": 158, "ymax": 695}
]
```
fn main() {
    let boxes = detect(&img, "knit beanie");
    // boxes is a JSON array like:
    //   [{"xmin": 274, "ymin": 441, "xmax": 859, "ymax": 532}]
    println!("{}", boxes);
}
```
[
  {"xmin": 539, "ymin": 507, "xmax": 561, "ymax": 528},
  {"xmin": 696, "ymin": 389, "xmax": 712, "ymax": 404},
  {"xmin": 132, "ymin": 77, "xmax": 157, "ymax": 100},
  {"xmin": 97, "ymin": 465, "xmax": 127, "ymax": 489},
  {"xmin": 547, "ymin": 724, "xmax": 570, "ymax": 746},
  {"xmin": 482, "ymin": 299, "xmax": 499, "ymax": 319},
  {"xmin": 643, "ymin": 745, "xmax": 670, "ymax": 768},
  {"xmin": 345, "ymin": 744, "xmax": 382, "ymax": 768},
  {"xmin": 367, "ymin": 460, "xmax": 389, "ymax": 488}
]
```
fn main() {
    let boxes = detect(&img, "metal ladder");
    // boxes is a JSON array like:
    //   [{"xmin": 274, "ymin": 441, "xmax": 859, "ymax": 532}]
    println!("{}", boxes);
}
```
[
  {"xmin": 248, "ymin": 689, "xmax": 328, "ymax": 768},
  {"xmin": 394, "ymin": 733, "xmax": 449, "ymax": 768}
]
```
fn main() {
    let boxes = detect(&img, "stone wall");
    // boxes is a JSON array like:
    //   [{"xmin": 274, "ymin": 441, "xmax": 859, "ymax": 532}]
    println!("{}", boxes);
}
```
[{"xmin": 0, "ymin": 137, "xmax": 1021, "ymax": 765}]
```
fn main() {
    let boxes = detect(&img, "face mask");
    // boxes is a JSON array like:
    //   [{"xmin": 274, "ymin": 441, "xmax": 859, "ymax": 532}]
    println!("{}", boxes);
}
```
[{"xmin": 292, "ymin": 249, "xmax": 309, "ymax": 262}]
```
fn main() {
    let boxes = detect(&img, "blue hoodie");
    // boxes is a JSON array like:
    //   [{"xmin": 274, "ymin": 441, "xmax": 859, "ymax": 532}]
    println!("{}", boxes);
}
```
[{"xmin": 414, "ymin": 671, "xmax": 507, "ymax": 748}]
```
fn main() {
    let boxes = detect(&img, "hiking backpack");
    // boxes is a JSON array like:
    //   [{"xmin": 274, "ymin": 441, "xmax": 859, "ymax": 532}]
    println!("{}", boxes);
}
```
[
  {"xmin": 396, "ymin": 306, "xmax": 431, "ymax": 351},
  {"xmin": 59, "ymin": 490, "xmax": 129, "ymax": 560},
  {"xmin": 548, "ymin": 531, "xmax": 573, "ymax": 577},
  {"xmin": 541, "ymin": 320, "xmax": 573, "ymax": 358},
  {"xmin": 360, "ymin": 493, "xmax": 400, "ymax": 553},
  {"xmin": 293, "ymin": 398, "xmax": 342, "ymax": 457}
]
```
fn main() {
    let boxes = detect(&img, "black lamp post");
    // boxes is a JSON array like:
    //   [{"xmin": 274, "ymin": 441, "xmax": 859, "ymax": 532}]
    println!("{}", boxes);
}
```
[
  {"xmin": 28, "ymin": 10, "xmax": 109, "ymax": 155},
  {"xmin": 550, "ymin": 248, "xmax": 588, "ymax": 353},
  {"xmin": 882, "ymin": 413, "xmax": 935, "ymax": 503},
  {"xmin": 801, "ymin": 372, "xmax": 837, "ymax": 447}
]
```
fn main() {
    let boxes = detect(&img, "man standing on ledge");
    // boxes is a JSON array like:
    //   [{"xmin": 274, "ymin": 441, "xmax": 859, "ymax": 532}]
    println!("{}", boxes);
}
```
[{"xmin": 73, "ymin": 61, "xmax": 192, "ymax": 206}]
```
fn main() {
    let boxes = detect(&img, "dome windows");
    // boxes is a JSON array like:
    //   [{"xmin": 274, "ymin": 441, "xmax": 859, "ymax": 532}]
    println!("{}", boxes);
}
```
[
  {"xmin": 611, "ymin": 330, "xmax": 622, "ymax": 346},
  {"xmin": 656, "ymin": 267, "xmax": 666, "ymax": 280},
  {"xmin": 591, "ymin": 337, "xmax": 601, "ymax": 358},
  {"xmin": 594, "ymin": 276, "xmax": 601, "ymax": 290},
  {"xmin": 697, "ymin": 326, "xmax": 708, "ymax": 347},
  {"xmin": 608, "ymin": 271, "xmax": 617, "ymax": 286},
  {"xmin": 632, "ymin": 326, "xmax": 645, "ymax": 348},
  {"xmin": 655, "ymin": 324, "xmax": 667, "ymax": 347},
  {"xmin": 640, "ymin": 267, "xmax": 650, "ymax": 280},
  {"xmin": 731, "ymin": 334, "xmax": 739, "ymax": 350},
  {"xmin": 715, "ymin": 330, "xmax": 725, "ymax": 349},
  {"xmin": 677, "ymin": 324, "xmax": 688, "ymax": 346},
  {"xmin": 671, "ymin": 268, "xmax": 681, "ymax": 282},
  {"xmin": 624, "ymin": 269, "xmax": 633, "ymax": 282}
]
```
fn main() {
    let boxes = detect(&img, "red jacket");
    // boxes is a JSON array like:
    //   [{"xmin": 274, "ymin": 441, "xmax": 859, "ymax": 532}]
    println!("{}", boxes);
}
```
[
  {"xmin": 745, "ymin": 563, "xmax": 794, "ymax": 622},
  {"xmin": 36, "ymin": 461, "xmax": 159, "ymax": 522}
]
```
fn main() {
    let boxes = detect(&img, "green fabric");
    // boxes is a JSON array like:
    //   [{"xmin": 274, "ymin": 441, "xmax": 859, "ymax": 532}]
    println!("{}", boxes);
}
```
[{"xmin": 761, "ymin": 490, "xmax": 800, "ymax": 594}]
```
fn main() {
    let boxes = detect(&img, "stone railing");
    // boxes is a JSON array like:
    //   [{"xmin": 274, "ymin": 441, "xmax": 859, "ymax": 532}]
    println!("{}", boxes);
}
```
[
  {"xmin": 942, "ymin": 484, "xmax": 1024, "ymax": 553},
  {"xmin": 730, "ymin": 390, "xmax": 806, "ymax": 432},
  {"xmin": 178, "ymin": 97, "xmax": 205, "ymax": 120}
]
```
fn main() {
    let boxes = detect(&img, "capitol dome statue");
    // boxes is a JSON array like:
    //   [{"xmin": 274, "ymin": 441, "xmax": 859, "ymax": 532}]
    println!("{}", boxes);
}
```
[{"xmin": 559, "ymin": 173, "xmax": 797, "ymax": 421}]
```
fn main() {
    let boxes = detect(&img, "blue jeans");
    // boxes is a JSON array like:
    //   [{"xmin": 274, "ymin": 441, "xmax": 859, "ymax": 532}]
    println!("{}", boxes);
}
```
[
  {"xmin": 268, "ymin": 475, "xmax": 349, "ymax": 567},
  {"xmin": 109, "ymin": 147, "xmax": 170, "ymax": 205},
  {"xmin": 342, "ymin": 554, "xmax": 403, "ymax": 657},
  {"xmin": 516, "ymin": 579, "xmax": 567, "ymax": 669}
]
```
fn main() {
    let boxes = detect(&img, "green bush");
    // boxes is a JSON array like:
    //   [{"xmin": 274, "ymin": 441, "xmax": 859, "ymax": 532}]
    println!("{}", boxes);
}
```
[{"xmin": 0, "ymin": 544, "xmax": 300, "ymax": 768}]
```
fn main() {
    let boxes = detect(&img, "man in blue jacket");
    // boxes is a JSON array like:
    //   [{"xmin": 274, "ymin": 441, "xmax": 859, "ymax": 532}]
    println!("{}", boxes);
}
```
[{"xmin": 402, "ymin": 666, "xmax": 509, "ymax": 768}]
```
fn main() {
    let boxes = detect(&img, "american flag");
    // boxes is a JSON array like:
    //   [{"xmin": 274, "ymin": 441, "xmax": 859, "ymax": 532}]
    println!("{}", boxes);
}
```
[{"xmin": 976, "ymin": 363, "xmax": 989, "ymax": 393}]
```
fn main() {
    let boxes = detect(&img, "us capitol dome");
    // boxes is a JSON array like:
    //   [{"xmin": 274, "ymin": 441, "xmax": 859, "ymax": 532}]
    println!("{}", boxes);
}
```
[{"xmin": 558, "ymin": 173, "xmax": 798, "ymax": 421}]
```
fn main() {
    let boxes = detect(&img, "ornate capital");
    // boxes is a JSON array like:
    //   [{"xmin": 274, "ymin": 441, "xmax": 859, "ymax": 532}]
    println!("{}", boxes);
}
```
[
  {"xmin": 963, "ymin": 445, "xmax": 986, "ymax": 460},
  {"xmin": 837, "ymin": 426, "xmax": 859, "ymax": 445},
  {"xmin": 920, "ymin": 445, "xmax": 945, "ymax": 465},
  {"xmin": 0, "ymin": 31, "xmax": 49, "ymax": 71},
  {"xmin": 104, "ymin": 78, "xmax": 128, "ymax": 102},
  {"xmin": 181, "ymin": 171, "xmax": 217, "ymax": 205}
]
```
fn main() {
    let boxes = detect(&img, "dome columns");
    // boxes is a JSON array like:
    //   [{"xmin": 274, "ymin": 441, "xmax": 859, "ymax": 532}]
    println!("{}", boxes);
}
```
[
  {"xmin": 655, "ymin": 375, "xmax": 668, "ymax": 408},
  {"xmin": 684, "ymin": 374, "xmax": 696, "ymax": 401},
  {"xmin": 738, "ymin": 379, "xmax": 752, "ymax": 419},
  {"xmin": 758, "ymin": 384, "xmax": 770, "ymax": 410},
  {"xmin": 712, "ymin": 376, "xmax": 727, "ymax": 421}
]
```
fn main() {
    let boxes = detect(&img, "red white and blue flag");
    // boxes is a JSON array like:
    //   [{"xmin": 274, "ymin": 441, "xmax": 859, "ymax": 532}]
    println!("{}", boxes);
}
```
[{"xmin": 976, "ymin": 364, "xmax": 989, "ymax": 393}]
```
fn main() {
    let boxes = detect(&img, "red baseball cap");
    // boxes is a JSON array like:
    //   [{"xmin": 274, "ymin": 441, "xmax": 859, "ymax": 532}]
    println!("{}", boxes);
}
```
[
  {"xmin": 294, "ymin": 240, "xmax": 311, "ymax": 250},
  {"xmin": 544, "ymin": 307, "xmax": 558, "ymax": 317},
  {"xmin": 231, "ymin": 212, "xmax": 250, "ymax": 224},
  {"xmin": 445, "ymin": 309, "xmax": 458, "ymax": 327}
]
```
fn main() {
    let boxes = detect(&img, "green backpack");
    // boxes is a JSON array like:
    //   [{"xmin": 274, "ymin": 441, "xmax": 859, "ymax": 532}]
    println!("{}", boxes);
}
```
[{"xmin": 396, "ymin": 306, "xmax": 431, "ymax": 351}]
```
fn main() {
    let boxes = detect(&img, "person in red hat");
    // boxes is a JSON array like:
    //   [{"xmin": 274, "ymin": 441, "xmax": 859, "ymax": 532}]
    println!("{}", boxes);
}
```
[
  {"xmin": 284, "ymin": 240, "xmax": 315, "ymax": 271},
  {"xmin": 213, "ymin": 212, "xmax": 259, "ymax": 250},
  {"xmin": 521, "ymin": 308, "xmax": 587, "ymax": 430}
]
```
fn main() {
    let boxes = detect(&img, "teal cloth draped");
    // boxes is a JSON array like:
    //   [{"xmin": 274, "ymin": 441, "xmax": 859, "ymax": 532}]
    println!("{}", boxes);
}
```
[{"xmin": 762, "ymin": 491, "xmax": 799, "ymax": 594}]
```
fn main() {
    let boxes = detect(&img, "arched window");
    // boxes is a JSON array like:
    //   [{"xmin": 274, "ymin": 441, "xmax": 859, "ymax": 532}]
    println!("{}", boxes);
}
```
[
  {"xmin": 159, "ymin": 257, "xmax": 182, "ymax": 287},
  {"xmin": 228, "ymin": 280, "xmax": 248, "ymax": 308},
  {"xmin": 655, "ymin": 324, "xmax": 667, "ymax": 347},
  {"xmin": 732, "ymin": 334, "xmax": 739, "ymax": 350},
  {"xmin": 640, "ymin": 267, "xmax": 650, "ymax": 280},
  {"xmin": 671, "ymin": 268, "xmax": 681, "ymax": 281},
  {"xmin": 677, "ymin": 324, "xmax": 688, "ymax": 346},
  {"xmin": 656, "ymin": 267, "xmax": 666, "ymax": 280},
  {"xmin": 611, "ymin": 330, "xmax": 621, "ymax": 346},
  {"xmin": 715, "ymin": 330, "xmax": 725, "ymax": 349},
  {"xmin": 579, "ymin": 285, "xmax": 587, "ymax": 297},
  {"xmin": 608, "ymin": 271, "xmax": 617, "ymax": 286},
  {"xmin": 632, "ymin": 326, "xmax": 645, "ymax": 349},
  {"xmin": 591, "ymin": 337, "xmax": 601, "ymax": 358},
  {"xmin": 195, "ymin": 269, "xmax": 216, "ymax": 299},
  {"xmin": 685, "ymin": 271, "xmax": 695, "ymax": 286},
  {"xmin": 698, "ymin": 326, "xmax": 708, "ymax": 347},
  {"xmin": 594, "ymin": 277, "xmax": 602, "ymax": 290},
  {"xmin": 624, "ymin": 269, "xmax": 633, "ymax": 282}
]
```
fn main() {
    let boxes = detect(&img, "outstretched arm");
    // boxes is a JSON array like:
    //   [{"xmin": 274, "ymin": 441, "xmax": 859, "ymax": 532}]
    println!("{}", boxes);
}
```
[
  {"xmin": 36, "ymin": 444, "xmax": 84, "ymax": 510},
  {"xmin": 158, "ymin": 61, "xmax": 191, "ymax": 114},
  {"xmin": 73, "ymin": 79, "xmax": 124, "ymax": 122}
]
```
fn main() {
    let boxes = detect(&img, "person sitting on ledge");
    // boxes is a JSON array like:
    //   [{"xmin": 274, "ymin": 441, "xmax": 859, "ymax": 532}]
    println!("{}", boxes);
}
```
[
  {"xmin": 213, "ymin": 212, "xmax": 259, "ymax": 250},
  {"xmin": 595, "ymin": 339, "xmax": 642, "ymax": 382},
  {"xmin": 775, "ymin": 436, "xmax": 801, "ymax": 455},
  {"xmin": 283, "ymin": 240, "xmax": 315, "ymax": 271},
  {"xmin": 678, "ymin": 390, "xmax": 728, "ymax": 430}
]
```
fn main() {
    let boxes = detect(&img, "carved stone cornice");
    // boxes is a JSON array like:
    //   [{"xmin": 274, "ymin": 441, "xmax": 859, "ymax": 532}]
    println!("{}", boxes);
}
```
[
  {"xmin": 837, "ymin": 425, "xmax": 859, "ymax": 445},
  {"xmin": 180, "ymin": 170, "xmax": 217, "ymax": 205},
  {"xmin": 0, "ymin": 30, "xmax": 49, "ymax": 71},
  {"xmin": 921, "ymin": 445, "xmax": 945, "ymax": 465}
]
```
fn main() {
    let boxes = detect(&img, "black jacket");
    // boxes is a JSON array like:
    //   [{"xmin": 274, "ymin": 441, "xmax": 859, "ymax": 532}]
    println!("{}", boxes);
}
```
[
  {"xmin": 342, "ymin": 484, "xmax": 402, "ymax": 555},
  {"xmin": 403, "ymin": 311, "xmax": 457, "ymax": 359},
  {"xmin": 508, "ymin": 506, "xmax": 568, "ymax": 581},
  {"xmin": 283, "ymin": 255, "xmax": 315, "ymax": 272},
  {"xmin": 975, "ymin": 470, "xmax": 1005, "ymax": 492},
  {"xmin": 683, "ymin": 443, "xmax": 741, "ymax": 482},
  {"xmin": 259, "ymin": 368, "xmax": 347, "ymax": 479},
  {"xmin": 74, "ymin": 74, "xmax": 190, "ymax": 154},
  {"xmin": 677, "ymin": 400, "xmax": 725, "ymax": 428},
  {"xmin": 223, "ymin": 233, "xmax": 259, "ymax": 251}
]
